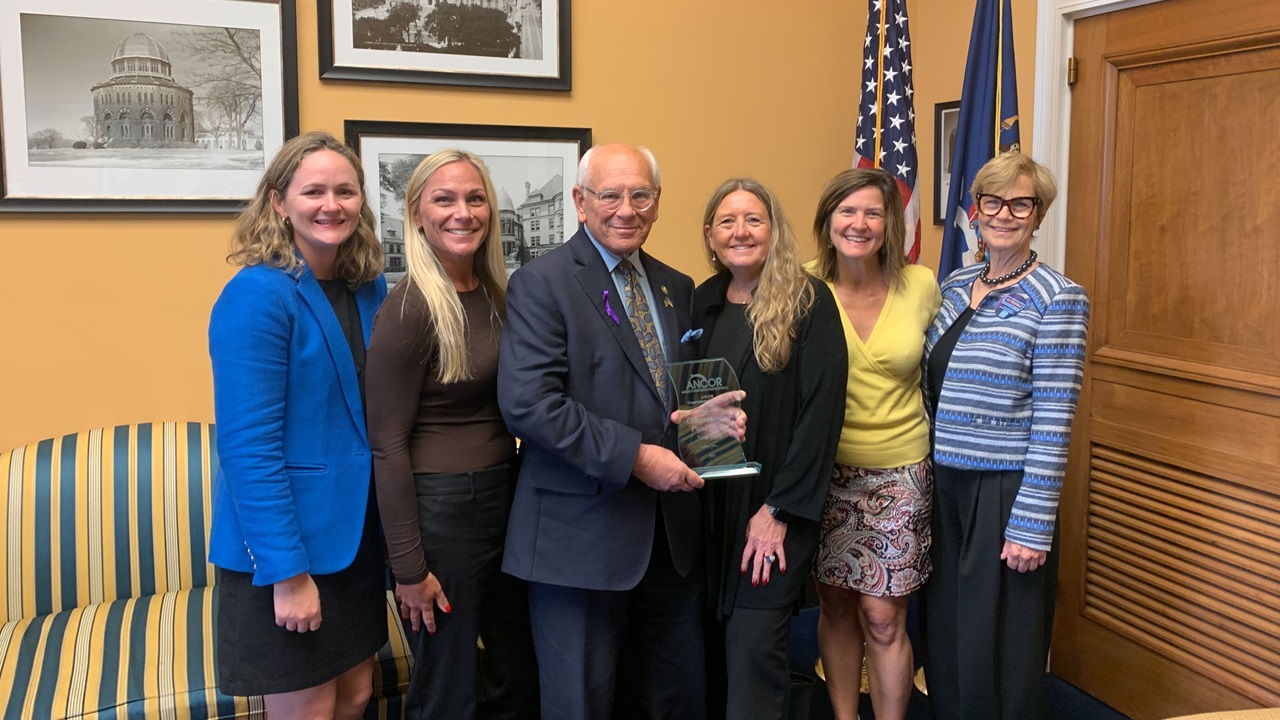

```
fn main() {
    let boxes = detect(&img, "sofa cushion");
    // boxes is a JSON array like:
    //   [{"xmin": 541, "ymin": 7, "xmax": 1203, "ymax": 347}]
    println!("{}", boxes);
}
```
[
  {"xmin": 0, "ymin": 587, "xmax": 413, "ymax": 720},
  {"xmin": 1, "ymin": 423, "xmax": 218, "ymax": 624}
]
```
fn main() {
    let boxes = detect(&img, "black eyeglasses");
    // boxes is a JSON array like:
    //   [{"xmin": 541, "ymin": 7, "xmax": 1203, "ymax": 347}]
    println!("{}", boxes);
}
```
[
  {"xmin": 582, "ymin": 186, "xmax": 658, "ymax": 212},
  {"xmin": 975, "ymin": 194, "xmax": 1039, "ymax": 219}
]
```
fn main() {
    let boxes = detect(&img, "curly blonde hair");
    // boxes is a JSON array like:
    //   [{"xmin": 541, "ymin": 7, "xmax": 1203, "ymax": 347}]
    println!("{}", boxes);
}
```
[
  {"xmin": 401, "ymin": 149, "xmax": 507, "ymax": 384},
  {"xmin": 228, "ymin": 131, "xmax": 382, "ymax": 286},
  {"xmin": 702, "ymin": 178, "xmax": 814, "ymax": 373},
  {"xmin": 811, "ymin": 168, "xmax": 907, "ymax": 288}
]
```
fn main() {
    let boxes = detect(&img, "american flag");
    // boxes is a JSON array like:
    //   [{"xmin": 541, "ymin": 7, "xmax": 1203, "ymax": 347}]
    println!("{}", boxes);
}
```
[{"xmin": 854, "ymin": 0, "xmax": 921, "ymax": 263}]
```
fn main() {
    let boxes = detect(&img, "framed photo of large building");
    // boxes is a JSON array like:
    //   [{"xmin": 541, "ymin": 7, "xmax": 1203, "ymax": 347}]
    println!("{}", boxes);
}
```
[
  {"xmin": 320, "ymin": 0, "xmax": 569, "ymax": 90},
  {"xmin": 0, "ymin": 0, "xmax": 298, "ymax": 212},
  {"xmin": 345, "ymin": 120, "xmax": 589, "ymax": 284}
]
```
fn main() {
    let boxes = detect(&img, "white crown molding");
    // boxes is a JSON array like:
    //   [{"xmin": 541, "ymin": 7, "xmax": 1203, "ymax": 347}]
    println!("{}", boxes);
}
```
[{"xmin": 1032, "ymin": 0, "xmax": 1164, "ymax": 271}]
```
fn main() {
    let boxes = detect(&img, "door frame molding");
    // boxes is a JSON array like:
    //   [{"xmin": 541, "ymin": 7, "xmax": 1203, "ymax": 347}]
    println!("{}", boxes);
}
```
[{"xmin": 1032, "ymin": 0, "xmax": 1164, "ymax": 270}]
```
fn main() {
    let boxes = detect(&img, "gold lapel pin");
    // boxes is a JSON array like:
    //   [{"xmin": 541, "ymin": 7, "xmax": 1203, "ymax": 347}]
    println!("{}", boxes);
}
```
[{"xmin": 661, "ymin": 285, "xmax": 673, "ymax": 307}]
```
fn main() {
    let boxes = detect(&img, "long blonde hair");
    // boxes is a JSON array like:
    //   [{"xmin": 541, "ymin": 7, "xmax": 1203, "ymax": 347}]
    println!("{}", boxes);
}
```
[
  {"xmin": 402, "ymin": 149, "xmax": 507, "ymax": 383},
  {"xmin": 811, "ymin": 168, "xmax": 907, "ymax": 288},
  {"xmin": 701, "ymin": 178, "xmax": 814, "ymax": 373},
  {"xmin": 228, "ymin": 131, "xmax": 382, "ymax": 285}
]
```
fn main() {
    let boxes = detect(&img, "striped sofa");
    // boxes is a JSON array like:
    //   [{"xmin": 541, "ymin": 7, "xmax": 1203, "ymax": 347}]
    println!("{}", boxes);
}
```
[{"xmin": 0, "ymin": 422, "xmax": 412, "ymax": 719}]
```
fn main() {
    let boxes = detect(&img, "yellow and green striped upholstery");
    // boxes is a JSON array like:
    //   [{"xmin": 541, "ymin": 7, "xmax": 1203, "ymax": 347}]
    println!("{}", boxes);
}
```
[
  {"xmin": 0, "ymin": 587, "xmax": 265, "ymax": 719},
  {"xmin": 1, "ymin": 423, "xmax": 216, "ymax": 622},
  {"xmin": 0, "ymin": 423, "xmax": 412, "ymax": 720}
]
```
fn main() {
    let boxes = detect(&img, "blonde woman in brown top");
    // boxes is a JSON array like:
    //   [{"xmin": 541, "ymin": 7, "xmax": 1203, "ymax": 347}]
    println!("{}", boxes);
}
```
[{"xmin": 366, "ymin": 149, "xmax": 536, "ymax": 719}]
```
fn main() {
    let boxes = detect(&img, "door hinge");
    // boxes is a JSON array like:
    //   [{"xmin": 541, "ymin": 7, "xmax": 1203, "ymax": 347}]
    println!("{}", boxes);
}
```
[{"xmin": 1067, "ymin": 56, "xmax": 1079, "ymax": 87}]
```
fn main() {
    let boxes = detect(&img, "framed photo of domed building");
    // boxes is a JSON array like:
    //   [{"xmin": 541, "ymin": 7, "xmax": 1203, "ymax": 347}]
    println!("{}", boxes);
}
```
[
  {"xmin": 345, "ymin": 120, "xmax": 589, "ymax": 284},
  {"xmin": 320, "ymin": 0, "xmax": 569, "ymax": 90},
  {"xmin": 0, "ymin": 0, "xmax": 299, "ymax": 212}
]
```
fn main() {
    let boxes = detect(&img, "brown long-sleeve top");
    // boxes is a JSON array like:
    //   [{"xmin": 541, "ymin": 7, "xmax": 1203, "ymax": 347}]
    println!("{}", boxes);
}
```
[{"xmin": 366, "ymin": 279, "xmax": 514, "ymax": 584}]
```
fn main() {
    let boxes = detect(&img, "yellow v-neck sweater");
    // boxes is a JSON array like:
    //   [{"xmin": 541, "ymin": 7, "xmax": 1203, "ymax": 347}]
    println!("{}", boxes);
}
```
[{"xmin": 827, "ymin": 263, "xmax": 941, "ymax": 468}]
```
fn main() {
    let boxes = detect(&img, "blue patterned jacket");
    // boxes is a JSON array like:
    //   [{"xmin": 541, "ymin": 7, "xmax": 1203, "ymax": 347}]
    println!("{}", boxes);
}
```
[{"xmin": 924, "ymin": 262, "xmax": 1090, "ymax": 551}]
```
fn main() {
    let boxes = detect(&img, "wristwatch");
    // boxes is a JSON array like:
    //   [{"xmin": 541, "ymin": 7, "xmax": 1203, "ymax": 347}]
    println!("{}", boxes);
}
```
[{"xmin": 764, "ymin": 503, "xmax": 793, "ymax": 524}]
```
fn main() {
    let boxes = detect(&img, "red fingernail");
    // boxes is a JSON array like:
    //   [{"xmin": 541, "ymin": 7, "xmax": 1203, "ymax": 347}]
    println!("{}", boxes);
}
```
[
  {"xmin": 444, "ymin": 603, "xmax": 452, "ymax": 614},
  {"xmin": 740, "ymin": 568, "xmax": 746, "ymax": 576},
  {"xmin": 752, "ymin": 579, "xmax": 758, "ymax": 588},
  {"xmin": 763, "ymin": 577, "xmax": 770, "ymax": 586}
]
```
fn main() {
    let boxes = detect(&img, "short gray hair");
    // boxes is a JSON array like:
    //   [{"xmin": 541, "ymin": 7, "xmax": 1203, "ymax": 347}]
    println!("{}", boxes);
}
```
[{"xmin": 576, "ymin": 144, "xmax": 662, "ymax": 189}]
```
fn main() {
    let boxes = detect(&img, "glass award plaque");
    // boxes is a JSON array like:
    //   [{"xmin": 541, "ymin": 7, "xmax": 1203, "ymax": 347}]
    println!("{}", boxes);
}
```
[{"xmin": 666, "ymin": 358, "xmax": 761, "ymax": 479}]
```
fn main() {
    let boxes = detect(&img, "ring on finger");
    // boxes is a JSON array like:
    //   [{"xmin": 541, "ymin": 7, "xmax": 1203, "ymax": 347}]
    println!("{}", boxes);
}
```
[{"xmin": 765, "ymin": 554, "xmax": 777, "ymax": 564}]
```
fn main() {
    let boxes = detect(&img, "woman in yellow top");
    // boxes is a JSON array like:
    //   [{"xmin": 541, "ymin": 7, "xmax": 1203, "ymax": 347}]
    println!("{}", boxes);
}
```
[{"xmin": 811, "ymin": 168, "xmax": 941, "ymax": 720}]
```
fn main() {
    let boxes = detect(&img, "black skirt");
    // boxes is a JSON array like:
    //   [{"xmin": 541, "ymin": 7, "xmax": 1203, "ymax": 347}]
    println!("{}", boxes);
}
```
[{"xmin": 215, "ymin": 499, "xmax": 388, "ymax": 696}]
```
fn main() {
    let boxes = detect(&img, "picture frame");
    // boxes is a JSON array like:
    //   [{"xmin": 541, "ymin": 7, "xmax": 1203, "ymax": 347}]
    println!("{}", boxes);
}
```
[
  {"xmin": 344, "ymin": 120, "xmax": 590, "ymax": 282},
  {"xmin": 934, "ymin": 100, "xmax": 960, "ymax": 226},
  {"xmin": 319, "ymin": 0, "xmax": 570, "ymax": 91},
  {"xmin": 0, "ymin": 0, "xmax": 299, "ymax": 213}
]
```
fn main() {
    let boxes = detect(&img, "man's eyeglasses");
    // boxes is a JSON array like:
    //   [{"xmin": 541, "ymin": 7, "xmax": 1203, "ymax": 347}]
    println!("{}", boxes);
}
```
[
  {"xmin": 582, "ymin": 187, "xmax": 658, "ymax": 212},
  {"xmin": 975, "ymin": 194, "xmax": 1039, "ymax": 219}
]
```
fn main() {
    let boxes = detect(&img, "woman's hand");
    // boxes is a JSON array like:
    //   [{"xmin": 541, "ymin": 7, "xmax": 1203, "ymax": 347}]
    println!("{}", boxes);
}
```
[
  {"xmin": 395, "ymin": 573, "xmax": 451, "ymax": 634},
  {"xmin": 741, "ymin": 505, "xmax": 787, "ymax": 588},
  {"xmin": 1001, "ymin": 540, "xmax": 1048, "ymax": 573},
  {"xmin": 670, "ymin": 390, "xmax": 747, "ymax": 443},
  {"xmin": 273, "ymin": 572, "xmax": 322, "ymax": 633}
]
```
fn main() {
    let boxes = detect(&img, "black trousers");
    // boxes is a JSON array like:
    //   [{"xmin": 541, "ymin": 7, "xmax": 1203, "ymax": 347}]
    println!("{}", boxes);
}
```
[
  {"xmin": 705, "ymin": 606, "xmax": 793, "ymax": 720},
  {"xmin": 527, "ymin": 510, "xmax": 707, "ymax": 720},
  {"xmin": 920, "ymin": 464, "xmax": 1059, "ymax": 720},
  {"xmin": 404, "ymin": 465, "xmax": 539, "ymax": 720}
]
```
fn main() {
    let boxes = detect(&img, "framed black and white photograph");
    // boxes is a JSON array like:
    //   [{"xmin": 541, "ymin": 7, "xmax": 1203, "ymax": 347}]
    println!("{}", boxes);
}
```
[
  {"xmin": 933, "ymin": 100, "xmax": 960, "ymax": 226},
  {"xmin": 0, "ymin": 0, "xmax": 298, "ymax": 213},
  {"xmin": 345, "ymin": 120, "xmax": 589, "ymax": 283},
  {"xmin": 319, "ymin": 0, "xmax": 570, "ymax": 90}
]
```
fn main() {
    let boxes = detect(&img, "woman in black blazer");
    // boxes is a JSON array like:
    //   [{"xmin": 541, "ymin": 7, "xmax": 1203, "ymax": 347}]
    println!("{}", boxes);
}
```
[{"xmin": 692, "ymin": 178, "xmax": 847, "ymax": 720}]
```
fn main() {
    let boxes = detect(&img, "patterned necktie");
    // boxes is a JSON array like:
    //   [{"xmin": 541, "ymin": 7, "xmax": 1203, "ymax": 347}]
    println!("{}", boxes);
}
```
[{"xmin": 616, "ymin": 259, "xmax": 669, "ymax": 402}]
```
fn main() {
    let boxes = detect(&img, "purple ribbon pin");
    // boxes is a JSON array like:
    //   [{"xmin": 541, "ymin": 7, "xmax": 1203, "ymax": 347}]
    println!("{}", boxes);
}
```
[{"xmin": 603, "ymin": 290, "xmax": 621, "ymax": 325}]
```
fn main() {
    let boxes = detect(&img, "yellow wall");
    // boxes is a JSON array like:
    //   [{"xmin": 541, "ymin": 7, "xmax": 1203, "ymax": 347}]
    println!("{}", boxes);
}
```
[{"xmin": 0, "ymin": 0, "xmax": 1039, "ymax": 450}]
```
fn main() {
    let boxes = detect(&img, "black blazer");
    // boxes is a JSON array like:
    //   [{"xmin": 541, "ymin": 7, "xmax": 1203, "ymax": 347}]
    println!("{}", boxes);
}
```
[
  {"xmin": 691, "ymin": 272, "xmax": 846, "ymax": 614},
  {"xmin": 499, "ymin": 229, "xmax": 699, "ymax": 591}
]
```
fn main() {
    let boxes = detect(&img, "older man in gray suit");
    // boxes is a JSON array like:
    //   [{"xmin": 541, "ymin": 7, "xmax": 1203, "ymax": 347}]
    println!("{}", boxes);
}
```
[{"xmin": 499, "ymin": 143, "xmax": 708, "ymax": 720}]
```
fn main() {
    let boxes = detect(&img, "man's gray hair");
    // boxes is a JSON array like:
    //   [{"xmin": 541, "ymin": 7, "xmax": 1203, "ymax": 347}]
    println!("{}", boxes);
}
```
[{"xmin": 576, "ymin": 145, "xmax": 662, "ymax": 189}]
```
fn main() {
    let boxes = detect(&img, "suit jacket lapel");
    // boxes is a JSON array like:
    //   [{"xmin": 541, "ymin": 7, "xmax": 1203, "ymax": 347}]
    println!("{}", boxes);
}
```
[
  {"xmin": 294, "ymin": 268, "xmax": 368, "ymax": 437},
  {"xmin": 641, "ymin": 252, "xmax": 683, "ymax": 367},
  {"xmin": 568, "ymin": 233, "xmax": 662, "ymax": 404}
]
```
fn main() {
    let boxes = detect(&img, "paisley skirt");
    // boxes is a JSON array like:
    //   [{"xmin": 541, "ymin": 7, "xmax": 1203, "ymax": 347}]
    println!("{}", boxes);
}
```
[{"xmin": 813, "ymin": 458, "xmax": 933, "ymax": 597}]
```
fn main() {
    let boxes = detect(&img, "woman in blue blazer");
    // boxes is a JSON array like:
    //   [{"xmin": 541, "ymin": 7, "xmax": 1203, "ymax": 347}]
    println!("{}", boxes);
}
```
[{"xmin": 208, "ymin": 132, "xmax": 388, "ymax": 719}]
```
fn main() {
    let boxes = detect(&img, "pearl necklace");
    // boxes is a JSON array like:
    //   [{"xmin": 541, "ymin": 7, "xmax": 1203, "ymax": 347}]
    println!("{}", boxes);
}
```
[{"xmin": 979, "ymin": 250, "xmax": 1037, "ymax": 286}]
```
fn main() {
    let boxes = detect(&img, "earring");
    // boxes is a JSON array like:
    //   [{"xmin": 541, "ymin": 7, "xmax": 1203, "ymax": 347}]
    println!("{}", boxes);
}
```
[
  {"xmin": 281, "ymin": 216, "xmax": 292, "ymax": 232},
  {"xmin": 974, "ymin": 238, "xmax": 987, "ymax": 263}
]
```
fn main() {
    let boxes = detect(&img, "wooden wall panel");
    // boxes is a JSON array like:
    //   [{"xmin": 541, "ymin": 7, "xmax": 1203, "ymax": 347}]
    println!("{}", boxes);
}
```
[{"xmin": 1085, "ymin": 444, "xmax": 1280, "ymax": 705}]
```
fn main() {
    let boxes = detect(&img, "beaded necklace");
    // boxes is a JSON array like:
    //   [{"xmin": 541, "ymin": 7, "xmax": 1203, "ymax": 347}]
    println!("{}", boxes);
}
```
[{"xmin": 979, "ymin": 250, "xmax": 1037, "ymax": 286}]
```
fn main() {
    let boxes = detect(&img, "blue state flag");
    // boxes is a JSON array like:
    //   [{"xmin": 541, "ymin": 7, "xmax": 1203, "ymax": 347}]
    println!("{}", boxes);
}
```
[{"xmin": 938, "ymin": 0, "xmax": 1021, "ymax": 280}]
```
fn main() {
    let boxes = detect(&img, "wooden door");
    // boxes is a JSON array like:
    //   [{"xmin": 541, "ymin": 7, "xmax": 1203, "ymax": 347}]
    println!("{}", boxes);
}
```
[{"xmin": 1055, "ymin": 1, "xmax": 1280, "ymax": 718}]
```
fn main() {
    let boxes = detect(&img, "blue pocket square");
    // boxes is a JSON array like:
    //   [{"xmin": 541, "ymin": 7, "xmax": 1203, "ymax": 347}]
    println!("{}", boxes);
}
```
[{"xmin": 681, "ymin": 328, "xmax": 704, "ymax": 344}]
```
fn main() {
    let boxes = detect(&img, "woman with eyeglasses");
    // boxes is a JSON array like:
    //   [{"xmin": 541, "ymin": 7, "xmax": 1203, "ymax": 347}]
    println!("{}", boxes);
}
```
[{"xmin": 920, "ymin": 152, "xmax": 1090, "ymax": 720}]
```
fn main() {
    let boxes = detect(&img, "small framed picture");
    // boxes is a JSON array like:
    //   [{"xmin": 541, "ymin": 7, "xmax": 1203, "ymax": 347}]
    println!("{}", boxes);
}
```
[
  {"xmin": 345, "ymin": 120, "xmax": 590, "ymax": 283},
  {"xmin": 320, "ymin": 0, "xmax": 570, "ymax": 91},
  {"xmin": 0, "ymin": 0, "xmax": 299, "ymax": 212},
  {"xmin": 934, "ymin": 100, "xmax": 960, "ymax": 226}
]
